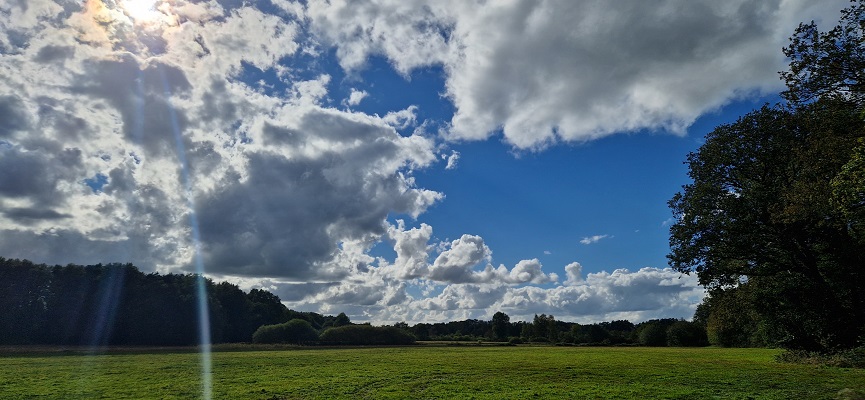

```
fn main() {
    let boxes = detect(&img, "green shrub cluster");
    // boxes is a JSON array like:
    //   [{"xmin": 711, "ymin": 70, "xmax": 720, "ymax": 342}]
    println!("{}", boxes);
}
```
[
  {"xmin": 252, "ymin": 319, "xmax": 319, "ymax": 344},
  {"xmin": 776, "ymin": 347, "xmax": 865, "ymax": 368},
  {"xmin": 319, "ymin": 325, "xmax": 415, "ymax": 345}
]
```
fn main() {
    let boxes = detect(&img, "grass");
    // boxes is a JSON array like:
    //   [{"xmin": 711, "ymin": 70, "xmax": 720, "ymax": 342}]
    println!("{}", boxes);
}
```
[{"xmin": 1, "ymin": 345, "xmax": 864, "ymax": 399}]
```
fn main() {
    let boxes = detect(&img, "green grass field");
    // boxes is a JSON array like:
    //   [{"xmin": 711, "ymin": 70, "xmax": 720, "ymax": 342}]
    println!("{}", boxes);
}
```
[{"xmin": 1, "ymin": 345, "xmax": 863, "ymax": 399}]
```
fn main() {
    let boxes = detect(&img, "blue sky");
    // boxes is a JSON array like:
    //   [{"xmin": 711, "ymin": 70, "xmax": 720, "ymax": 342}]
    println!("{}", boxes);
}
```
[{"xmin": 0, "ymin": 0, "xmax": 845, "ymax": 323}]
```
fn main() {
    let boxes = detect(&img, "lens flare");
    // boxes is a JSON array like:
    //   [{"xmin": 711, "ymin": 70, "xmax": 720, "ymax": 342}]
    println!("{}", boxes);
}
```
[
  {"xmin": 120, "ymin": 0, "xmax": 161, "ymax": 22},
  {"xmin": 159, "ymin": 65, "xmax": 212, "ymax": 400},
  {"xmin": 120, "ymin": 0, "xmax": 178, "ymax": 27}
]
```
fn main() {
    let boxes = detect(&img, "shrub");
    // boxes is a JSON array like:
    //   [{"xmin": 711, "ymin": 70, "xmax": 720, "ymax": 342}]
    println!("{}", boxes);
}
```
[
  {"xmin": 252, "ymin": 319, "xmax": 318, "ymax": 344},
  {"xmin": 776, "ymin": 347, "xmax": 865, "ymax": 368},
  {"xmin": 318, "ymin": 325, "xmax": 415, "ymax": 345}
]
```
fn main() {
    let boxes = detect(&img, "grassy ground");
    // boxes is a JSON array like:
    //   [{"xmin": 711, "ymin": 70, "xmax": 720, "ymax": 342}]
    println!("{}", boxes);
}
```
[{"xmin": 1, "ymin": 345, "xmax": 863, "ymax": 399}]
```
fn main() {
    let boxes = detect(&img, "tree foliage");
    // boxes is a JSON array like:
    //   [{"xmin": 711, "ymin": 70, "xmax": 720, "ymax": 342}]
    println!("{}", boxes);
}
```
[
  {"xmin": 782, "ymin": 1, "xmax": 865, "ymax": 104},
  {"xmin": 318, "ymin": 325, "xmax": 416, "ymax": 345},
  {"xmin": 666, "ymin": 320, "xmax": 709, "ymax": 347},
  {"xmin": 531, "ymin": 314, "xmax": 559, "ymax": 343},
  {"xmin": 491, "ymin": 311, "xmax": 510, "ymax": 341},
  {"xmin": 252, "ymin": 319, "xmax": 318, "ymax": 344},
  {"xmin": 671, "ymin": 1, "xmax": 865, "ymax": 352},
  {"xmin": 0, "ymin": 258, "xmax": 342, "ymax": 346},
  {"xmin": 635, "ymin": 319, "xmax": 677, "ymax": 347},
  {"xmin": 695, "ymin": 284, "xmax": 772, "ymax": 347},
  {"xmin": 671, "ymin": 98, "xmax": 865, "ymax": 351}
]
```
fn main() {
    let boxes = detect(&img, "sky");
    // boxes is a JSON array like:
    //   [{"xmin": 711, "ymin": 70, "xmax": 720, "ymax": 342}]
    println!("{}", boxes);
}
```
[{"xmin": 0, "ymin": 0, "xmax": 848, "ymax": 324}]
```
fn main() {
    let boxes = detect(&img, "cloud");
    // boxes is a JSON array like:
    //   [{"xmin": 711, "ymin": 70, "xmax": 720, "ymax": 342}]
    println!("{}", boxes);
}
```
[
  {"xmin": 494, "ymin": 267, "xmax": 703, "ymax": 323},
  {"xmin": 444, "ymin": 150, "xmax": 459, "ymax": 170},
  {"xmin": 378, "ymin": 225, "xmax": 559, "ymax": 286},
  {"xmin": 496, "ymin": 258, "xmax": 558, "ymax": 285},
  {"xmin": 429, "ymin": 234, "xmax": 491, "ymax": 283},
  {"xmin": 285, "ymin": 265, "xmax": 702, "ymax": 324},
  {"xmin": 0, "ymin": 0, "xmax": 441, "ymax": 279},
  {"xmin": 382, "ymin": 105, "xmax": 418, "ymax": 130},
  {"xmin": 0, "ymin": 95, "xmax": 32, "ymax": 136},
  {"xmin": 344, "ymin": 88, "xmax": 368, "ymax": 107},
  {"xmin": 194, "ymin": 107, "xmax": 442, "ymax": 279},
  {"xmin": 386, "ymin": 220, "xmax": 433, "ymax": 280},
  {"xmin": 580, "ymin": 234, "xmax": 610, "ymax": 245},
  {"xmin": 305, "ymin": 0, "xmax": 451, "ymax": 75},
  {"xmin": 563, "ymin": 262, "xmax": 583, "ymax": 286},
  {"xmin": 306, "ymin": 0, "xmax": 848, "ymax": 149}
]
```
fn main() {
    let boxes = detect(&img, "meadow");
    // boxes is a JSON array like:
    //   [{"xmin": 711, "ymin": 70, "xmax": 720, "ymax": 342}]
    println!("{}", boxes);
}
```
[{"xmin": 1, "ymin": 345, "xmax": 863, "ymax": 399}]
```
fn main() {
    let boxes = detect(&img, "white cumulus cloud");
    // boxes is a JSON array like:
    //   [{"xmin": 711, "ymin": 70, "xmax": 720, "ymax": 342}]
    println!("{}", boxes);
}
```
[{"xmin": 580, "ymin": 234, "xmax": 610, "ymax": 245}]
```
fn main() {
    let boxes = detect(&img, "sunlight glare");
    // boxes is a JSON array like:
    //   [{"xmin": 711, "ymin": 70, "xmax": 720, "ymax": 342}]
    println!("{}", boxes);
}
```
[{"xmin": 120, "ymin": 0, "xmax": 162, "ymax": 23}]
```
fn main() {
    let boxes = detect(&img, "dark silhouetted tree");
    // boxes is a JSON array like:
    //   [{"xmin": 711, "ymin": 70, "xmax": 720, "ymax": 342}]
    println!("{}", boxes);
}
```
[
  {"xmin": 334, "ymin": 312, "xmax": 351, "ymax": 327},
  {"xmin": 491, "ymin": 311, "xmax": 510, "ymax": 341}
]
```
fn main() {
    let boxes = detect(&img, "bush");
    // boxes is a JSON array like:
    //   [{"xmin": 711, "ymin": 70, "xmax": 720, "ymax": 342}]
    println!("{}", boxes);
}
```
[
  {"xmin": 252, "ymin": 319, "xmax": 318, "ymax": 344},
  {"xmin": 318, "ymin": 325, "xmax": 415, "ymax": 345},
  {"xmin": 508, "ymin": 337, "xmax": 523, "ymax": 345},
  {"xmin": 776, "ymin": 347, "xmax": 865, "ymax": 368}
]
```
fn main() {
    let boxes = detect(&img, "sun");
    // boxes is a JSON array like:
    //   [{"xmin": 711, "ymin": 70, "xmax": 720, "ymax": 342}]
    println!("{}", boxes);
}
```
[{"xmin": 120, "ymin": 0, "xmax": 164, "ymax": 24}]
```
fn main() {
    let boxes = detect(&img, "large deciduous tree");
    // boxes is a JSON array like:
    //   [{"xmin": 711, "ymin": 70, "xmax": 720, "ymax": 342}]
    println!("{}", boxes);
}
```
[
  {"xmin": 669, "ymin": 99, "xmax": 864, "ymax": 351},
  {"xmin": 671, "ymin": 1, "xmax": 865, "ymax": 352}
]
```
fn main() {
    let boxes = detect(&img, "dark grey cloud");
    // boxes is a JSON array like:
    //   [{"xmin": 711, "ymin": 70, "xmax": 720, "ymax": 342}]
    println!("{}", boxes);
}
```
[
  {"xmin": 36, "ymin": 97, "xmax": 89, "ymax": 141},
  {"xmin": 0, "ymin": 95, "xmax": 31, "ymax": 137},
  {"xmin": 270, "ymin": 282, "xmax": 339, "ymax": 302},
  {"xmin": 2, "ymin": 207, "xmax": 71, "ymax": 222},
  {"xmin": 198, "ymin": 79, "xmax": 239, "ymax": 128},
  {"xmin": 322, "ymin": 283, "xmax": 386, "ymax": 306},
  {"xmin": 194, "ymin": 155, "xmax": 340, "ymax": 278},
  {"xmin": 34, "ymin": 44, "xmax": 75, "ymax": 63},
  {"xmin": 261, "ymin": 122, "xmax": 302, "ymax": 146},
  {"xmin": 0, "ymin": 146, "xmax": 81, "ymax": 206},
  {"xmin": 0, "ymin": 228, "xmax": 171, "ymax": 272},
  {"xmin": 74, "ymin": 56, "xmax": 192, "ymax": 158},
  {"xmin": 195, "ymin": 137, "xmax": 432, "ymax": 279},
  {"xmin": 102, "ymin": 167, "xmax": 135, "ymax": 195}
]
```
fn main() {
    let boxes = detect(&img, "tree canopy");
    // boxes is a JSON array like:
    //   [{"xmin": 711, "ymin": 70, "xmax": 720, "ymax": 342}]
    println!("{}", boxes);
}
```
[
  {"xmin": 670, "ymin": 1, "xmax": 865, "ymax": 352},
  {"xmin": 782, "ymin": 1, "xmax": 865, "ymax": 104}
]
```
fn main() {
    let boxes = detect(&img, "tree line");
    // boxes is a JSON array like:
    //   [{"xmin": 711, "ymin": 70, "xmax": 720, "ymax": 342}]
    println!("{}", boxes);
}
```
[
  {"xmin": 0, "ymin": 258, "xmax": 347, "ymax": 346},
  {"xmin": 387, "ymin": 313, "xmax": 708, "ymax": 347},
  {"xmin": 252, "ymin": 313, "xmax": 709, "ymax": 347}
]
